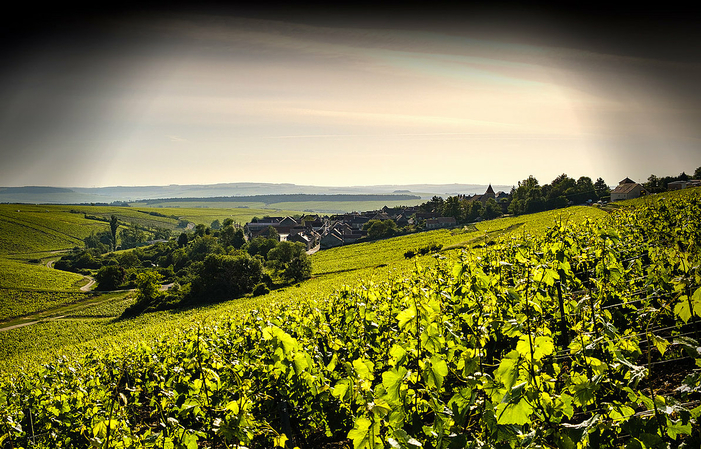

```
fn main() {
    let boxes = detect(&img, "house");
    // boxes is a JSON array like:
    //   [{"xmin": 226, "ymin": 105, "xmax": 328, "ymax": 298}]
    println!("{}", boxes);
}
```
[
  {"xmin": 495, "ymin": 191, "xmax": 510, "ymax": 201},
  {"xmin": 320, "ymin": 231, "xmax": 344, "ymax": 249},
  {"xmin": 610, "ymin": 178, "xmax": 647, "ymax": 201},
  {"xmin": 346, "ymin": 215, "xmax": 371, "ymax": 230},
  {"xmin": 288, "ymin": 228, "xmax": 320, "ymax": 249},
  {"xmin": 249, "ymin": 226, "xmax": 281, "ymax": 240},
  {"xmin": 288, "ymin": 232, "xmax": 317, "ymax": 251},
  {"xmin": 395, "ymin": 214, "xmax": 409, "ymax": 227},
  {"xmin": 415, "ymin": 212, "xmax": 441, "ymax": 220},
  {"xmin": 425, "ymin": 217, "xmax": 457, "ymax": 230},
  {"xmin": 245, "ymin": 216, "xmax": 300, "ymax": 240},
  {"xmin": 342, "ymin": 230, "xmax": 367, "ymax": 244},
  {"xmin": 371, "ymin": 212, "xmax": 392, "ymax": 221},
  {"xmin": 465, "ymin": 185, "xmax": 496, "ymax": 205},
  {"xmin": 668, "ymin": 180, "xmax": 701, "ymax": 190}
]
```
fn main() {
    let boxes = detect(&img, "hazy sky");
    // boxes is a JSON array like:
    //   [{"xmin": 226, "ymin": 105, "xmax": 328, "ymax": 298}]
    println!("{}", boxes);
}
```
[{"xmin": 1, "ymin": 4, "xmax": 699, "ymax": 188}]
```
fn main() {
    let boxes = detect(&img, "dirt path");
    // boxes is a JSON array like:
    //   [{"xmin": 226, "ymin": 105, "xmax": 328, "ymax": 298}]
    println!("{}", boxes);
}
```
[
  {"xmin": 80, "ymin": 276, "xmax": 96, "ymax": 292},
  {"xmin": 43, "ymin": 256, "xmax": 94, "ymax": 291},
  {"xmin": 1, "ymin": 315, "xmax": 66, "ymax": 333},
  {"xmin": 1, "ymin": 320, "xmax": 40, "ymax": 332}
]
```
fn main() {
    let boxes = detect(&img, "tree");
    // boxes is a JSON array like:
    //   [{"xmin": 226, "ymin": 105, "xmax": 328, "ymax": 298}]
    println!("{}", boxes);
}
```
[
  {"xmin": 210, "ymin": 219, "xmax": 222, "ymax": 230},
  {"xmin": 245, "ymin": 236, "xmax": 278, "ymax": 259},
  {"xmin": 120, "ymin": 223, "xmax": 146, "ymax": 249},
  {"xmin": 266, "ymin": 226, "xmax": 280, "ymax": 242},
  {"xmin": 466, "ymin": 201, "xmax": 484, "ymax": 221},
  {"xmin": 220, "ymin": 225, "xmax": 246, "ymax": 249},
  {"xmin": 266, "ymin": 241, "xmax": 312, "ymax": 283},
  {"xmin": 84, "ymin": 231, "xmax": 112, "ymax": 253},
  {"xmin": 178, "ymin": 232, "xmax": 189, "ymax": 248},
  {"xmin": 187, "ymin": 235, "xmax": 224, "ymax": 261},
  {"xmin": 420, "ymin": 196, "xmax": 444, "ymax": 213},
  {"xmin": 95, "ymin": 265, "xmax": 126, "ymax": 290},
  {"xmin": 117, "ymin": 251, "xmax": 140, "ymax": 269},
  {"xmin": 482, "ymin": 198, "xmax": 502, "ymax": 220},
  {"xmin": 284, "ymin": 254, "xmax": 312, "ymax": 283},
  {"xmin": 152, "ymin": 227, "xmax": 171, "ymax": 240},
  {"xmin": 363, "ymin": 219, "xmax": 398, "ymax": 240},
  {"xmin": 694, "ymin": 166, "xmax": 701, "ymax": 180},
  {"xmin": 525, "ymin": 186, "xmax": 545, "ymax": 213},
  {"xmin": 192, "ymin": 253, "xmax": 263, "ymax": 299},
  {"xmin": 509, "ymin": 176, "xmax": 542, "ymax": 215},
  {"xmin": 544, "ymin": 174, "xmax": 575, "ymax": 209},
  {"xmin": 134, "ymin": 271, "xmax": 164, "ymax": 306},
  {"xmin": 194, "ymin": 224, "xmax": 208, "ymax": 238},
  {"xmin": 442, "ymin": 196, "xmax": 463, "ymax": 222},
  {"xmin": 571, "ymin": 176, "xmax": 596, "ymax": 204},
  {"xmin": 594, "ymin": 178, "xmax": 609, "ymax": 199},
  {"xmin": 109, "ymin": 215, "xmax": 119, "ymax": 251}
]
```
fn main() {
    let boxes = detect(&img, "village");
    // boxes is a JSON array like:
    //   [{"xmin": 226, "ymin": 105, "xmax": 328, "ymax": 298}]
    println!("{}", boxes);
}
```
[
  {"xmin": 243, "ymin": 176, "xmax": 701, "ymax": 252},
  {"xmin": 243, "ymin": 186, "xmax": 506, "ymax": 251}
]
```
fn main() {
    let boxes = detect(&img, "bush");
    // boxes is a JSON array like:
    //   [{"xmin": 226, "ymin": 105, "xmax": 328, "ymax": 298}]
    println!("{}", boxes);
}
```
[
  {"xmin": 253, "ymin": 283, "xmax": 270, "ymax": 296},
  {"xmin": 267, "ymin": 241, "xmax": 312, "ymax": 283},
  {"xmin": 190, "ymin": 253, "xmax": 263, "ymax": 300},
  {"xmin": 95, "ymin": 265, "xmax": 126, "ymax": 291}
]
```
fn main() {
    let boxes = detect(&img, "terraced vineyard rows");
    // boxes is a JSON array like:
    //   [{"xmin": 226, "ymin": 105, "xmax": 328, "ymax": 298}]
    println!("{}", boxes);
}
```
[
  {"xmin": 0, "ymin": 260, "xmax": 85, "ymax": 295},
  {"xmin": 1, "ymin": 192, "xmax": 699, "ymax": 448}
]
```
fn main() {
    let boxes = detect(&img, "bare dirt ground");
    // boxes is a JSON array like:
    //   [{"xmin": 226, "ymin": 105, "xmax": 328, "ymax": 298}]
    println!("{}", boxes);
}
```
[
  {"xmin": 0, "ymin": 315, "xmax": 66, "ymax": 332},
  {"xmin": 80, "ymin": 276, "xmax": 96, "ymax": 292}
]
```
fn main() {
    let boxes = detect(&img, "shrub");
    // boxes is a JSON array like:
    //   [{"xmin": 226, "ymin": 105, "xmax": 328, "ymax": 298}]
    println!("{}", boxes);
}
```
[{"xmin": 253, "ymin": 283, "xmax": 270, "ymax": 296}]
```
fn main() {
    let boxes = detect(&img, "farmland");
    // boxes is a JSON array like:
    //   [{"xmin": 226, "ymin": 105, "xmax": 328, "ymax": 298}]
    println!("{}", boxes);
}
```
[
  {"xmin": 0, "ymin": 204, "xmax": 605, "ymax": 369},
  {"xmin": 0, "ymin": 191, "xmax": 700, "ymax": 448},
  {"xmin": 132, "ymin": 199, "xmax": 426, "ymax": 215}
]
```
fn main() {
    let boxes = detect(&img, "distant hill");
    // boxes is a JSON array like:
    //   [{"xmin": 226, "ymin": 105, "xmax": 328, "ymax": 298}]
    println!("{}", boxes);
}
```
[
  {"xmin": 138, "ymin": 193, "xmax": 421, "ymax": 205},
  {"xmin": 0, "ymin": 182, "xmax": 513, "ymax": 205},
  {"xmin": 0, "ymin": 186, "xmax": 74, "ymax": 194}
]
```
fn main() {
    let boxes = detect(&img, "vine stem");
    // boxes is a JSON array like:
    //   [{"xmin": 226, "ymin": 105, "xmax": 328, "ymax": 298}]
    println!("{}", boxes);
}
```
[
  {"xmin": 196, "ymin": 327, "xmax": 216, "ymax": 449},
  {"xmin": 104, "ymin": 362, "xmax": 126, "ymax": 449}
]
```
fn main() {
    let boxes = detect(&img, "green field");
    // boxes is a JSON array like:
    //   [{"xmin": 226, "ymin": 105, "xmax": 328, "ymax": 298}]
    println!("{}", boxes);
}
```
[
  {"xmin": 0, "ymin": 259, "xmax": 85, "ymax": 291},
  {"xmin": 129, "ymin": 199, "xmax": 425, "ymax": 214}
]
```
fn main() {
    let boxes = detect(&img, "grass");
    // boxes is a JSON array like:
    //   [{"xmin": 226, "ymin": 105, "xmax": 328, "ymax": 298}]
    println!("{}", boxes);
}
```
[
  {"xmin": 615, "ymin": 185, "xmax": 701, "ymax": 207},
  {"xmin": 0, "ymin": 206, "xmax": 99, "ymax": 254},
  {"xmin": 0, "ymin": 259, "xmax": 85, "ymax": 292},
  {"xmin": 0, "ymin": 290, "xmax": 91, "ymax": 322},
  {"xmin": 475, "ymin": 206, "xmax": 610, "ymax": 238}
]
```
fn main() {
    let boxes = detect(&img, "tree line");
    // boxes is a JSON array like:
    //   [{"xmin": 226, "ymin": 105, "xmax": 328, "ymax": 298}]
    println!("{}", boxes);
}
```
[
  {"xmin": 643, "ymin": 166, "xmax": 701, "ymax": 193},
  {"xmin": 414, "ymin": 174, "xmax": 611, "ymax": 223}
]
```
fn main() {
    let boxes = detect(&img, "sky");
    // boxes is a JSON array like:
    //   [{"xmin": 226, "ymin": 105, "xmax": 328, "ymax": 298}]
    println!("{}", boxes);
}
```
[{"xmin": 1, "ymin": 3, "xmax": 699, "ymax": 188}]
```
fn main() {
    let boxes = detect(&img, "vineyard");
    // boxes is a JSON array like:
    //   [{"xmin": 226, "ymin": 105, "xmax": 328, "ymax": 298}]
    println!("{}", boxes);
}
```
[{"xmin": 1, "ymin": 193, "xmax": 700, "ymax": 448}]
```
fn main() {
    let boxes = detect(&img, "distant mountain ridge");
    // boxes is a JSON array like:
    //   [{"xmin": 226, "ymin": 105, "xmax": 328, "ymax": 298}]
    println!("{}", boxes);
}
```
[{"xmin": 0, "ymin": 182, "xmax": 513, "ymax": 205}]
